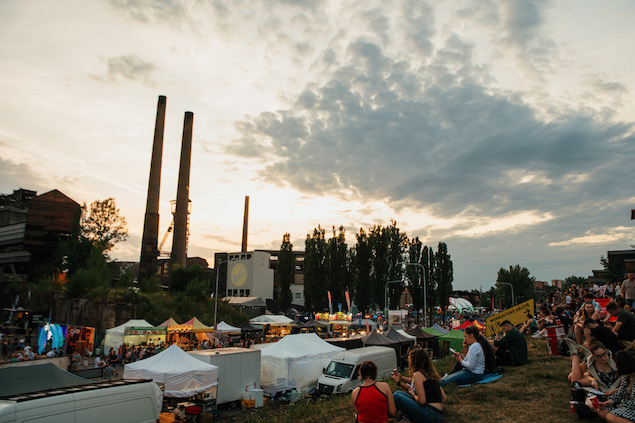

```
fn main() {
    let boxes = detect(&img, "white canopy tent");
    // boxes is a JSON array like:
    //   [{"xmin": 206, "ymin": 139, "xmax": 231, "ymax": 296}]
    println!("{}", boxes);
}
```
[
  {"xmin": 448, "ymin": 297, "xmax": 475, "ymax": 313},
  {"xmin": 258, "ymin": 333, "xmax": 344, "ymax": 394},
  {"xmin": 103, "ymin": 319, "xmax": 153, "ymax": 353},
  {"xmin": 123, "ymin": 345, "xmax": 219, "ymax": 398},
  {"xmin": 215, "ymin": 321, "xmax": 241, "ymax": 333},
  {"xmin": 250, "ymin": 315, "xmax": 293, "ymax": 326}
]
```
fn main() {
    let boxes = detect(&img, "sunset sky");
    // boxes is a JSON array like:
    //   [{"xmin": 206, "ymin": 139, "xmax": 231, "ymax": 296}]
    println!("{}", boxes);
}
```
[{"xmin": 1, "ymin": 0, "xmax": 634, "ymax": 291}]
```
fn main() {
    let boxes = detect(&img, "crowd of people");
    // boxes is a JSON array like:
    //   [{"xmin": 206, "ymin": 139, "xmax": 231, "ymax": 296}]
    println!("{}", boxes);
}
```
[
  {"xmin": 563, "ymin": 275, "xmax": 635, "ymax": 422},
  {"xmin": 350, "ymin": 318, "xmax": 529, "ymax": 423}
]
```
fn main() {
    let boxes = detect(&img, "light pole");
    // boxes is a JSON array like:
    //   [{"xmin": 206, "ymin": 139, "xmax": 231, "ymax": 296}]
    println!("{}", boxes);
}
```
[
  {"xmin": 385, "ymin": 280, "xmax": 402, "ymax": 321},
  {"xmin": 213, "ymin": 260, "xmax": 228, "ymax": 331},
  {"xmin": 398, "ymin": 262, "xmax": 427, "ymax": 327},
  {"xmin": 496, "ymin": 282, "xmax": 515, "ymax": 307}
]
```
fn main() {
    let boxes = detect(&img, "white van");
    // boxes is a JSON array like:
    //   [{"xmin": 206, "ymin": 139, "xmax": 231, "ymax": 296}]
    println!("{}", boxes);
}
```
[
  {"xmin": 0, "ymin": 379, "xmax": 161, "ymax": 423},
  {"xmin": 317, "ymin": 346, "xmax": 397, "ymax": 395}
]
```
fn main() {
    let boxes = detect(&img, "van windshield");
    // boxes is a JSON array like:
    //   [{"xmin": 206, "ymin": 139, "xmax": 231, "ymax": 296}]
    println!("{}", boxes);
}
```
[{"xmin": 325, "ymin": 361, "xmax": 354, "ymax": 378}]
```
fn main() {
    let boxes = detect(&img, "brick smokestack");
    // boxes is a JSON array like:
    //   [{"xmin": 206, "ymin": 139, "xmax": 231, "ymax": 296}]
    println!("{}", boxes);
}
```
[
  {"xmin": 170, "ymin": 111, "xmax": 194, "ymax": 270},
  {"xmin": 241, "ymin": 195, "xmax": 249, "ymax": 252},
  {"xmin": 138, "ymin": 95, "xmax": 166, "ymax": 282}
]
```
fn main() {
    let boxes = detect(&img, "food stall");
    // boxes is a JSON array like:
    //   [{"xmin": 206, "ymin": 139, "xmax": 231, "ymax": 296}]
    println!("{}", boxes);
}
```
[
  {"xmin": 65, "ymin": 325, "xmax": 95, "ymax": 356},
  {"xmin": 123, "ymin": 326, "xmax": 167, "ymax": 347}
]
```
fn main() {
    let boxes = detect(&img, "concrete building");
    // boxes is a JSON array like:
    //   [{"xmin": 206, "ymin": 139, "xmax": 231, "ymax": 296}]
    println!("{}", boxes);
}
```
[{"xmin": 214, "ymin": 250, "xmax": 306, "ymax": 307}]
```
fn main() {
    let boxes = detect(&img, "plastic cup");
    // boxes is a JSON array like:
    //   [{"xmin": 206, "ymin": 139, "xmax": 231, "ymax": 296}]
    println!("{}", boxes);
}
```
[{"xmin": 588, "ymin": 395, "xmax": 599, "ymax": 409}]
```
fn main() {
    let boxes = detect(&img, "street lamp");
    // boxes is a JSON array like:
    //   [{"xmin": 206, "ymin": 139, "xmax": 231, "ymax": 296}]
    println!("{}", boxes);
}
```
[
  {"xmin": 398, "ymin": 262, "xmax": 427, "ymax": 327},
  {"xmin": 385, "ymin": 280, "xmax": 402, "ymax": 318},
  {"xmin": 496, "ymin": 282, "xmax": 515, "ymax": 307},
  {"xmin": 213, "ymin": 260, "xmax": 228, "ymax": 331}
]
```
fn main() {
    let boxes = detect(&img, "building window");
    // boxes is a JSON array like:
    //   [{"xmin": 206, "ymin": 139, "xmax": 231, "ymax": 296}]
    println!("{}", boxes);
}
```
[
  {"xmin": 246, "ymin": 289, "xmax": 250, "ymax": 296},
  {"xmin": 239, "ymin": 289, "xmax": 244, "ymax": 297},
  {"xmin": 247, "ymin": 254, "xmax": 251, "ymax": 259},
  {"xmin": 295, "ymin": 293, "xmax": 302, "ymax": 299}
]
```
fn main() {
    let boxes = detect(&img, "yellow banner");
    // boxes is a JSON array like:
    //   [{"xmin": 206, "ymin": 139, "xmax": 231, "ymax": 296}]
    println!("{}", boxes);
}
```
[{"xmin": 485, "ymin": 299, "xmax": 534, "ymax": 336}]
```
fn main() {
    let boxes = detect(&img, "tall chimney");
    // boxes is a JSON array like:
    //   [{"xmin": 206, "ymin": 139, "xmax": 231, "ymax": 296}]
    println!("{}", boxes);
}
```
[
  {"xmin": 170, "ymin": 111, "xmax": 194, "ymax": 270},
  {"xmin": 138, "ymin": 95, "xmax": 166, "ymax": 281},
  {"xmin": 241, "ymin": 195, "xmax": 249, "ymax": 252}
]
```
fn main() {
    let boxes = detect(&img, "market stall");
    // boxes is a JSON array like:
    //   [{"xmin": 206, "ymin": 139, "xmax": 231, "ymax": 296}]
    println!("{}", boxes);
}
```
[
  {"xmin": 124, "ymin": 344, "xmax": 218, "ymax": 398},
  {"xmin": 103, "ymin": 319, "xmax": 154, "ymax": 353},
  {"xmin": 249, "ymin": 315, "xmax": 294, "ymax": 338},
  {"xmin": 259, "ymin": 333, "xmax": 344, "ymax": 395},
  {"xmin": 167, "ymin": 317, "xmax": 214, "ymax": 349}
]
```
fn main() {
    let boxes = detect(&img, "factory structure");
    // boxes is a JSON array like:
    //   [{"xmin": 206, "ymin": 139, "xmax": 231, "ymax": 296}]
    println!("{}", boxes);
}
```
[{"xmin": 137, "ymin": 96, "xmax": 306, "ymax": 310}]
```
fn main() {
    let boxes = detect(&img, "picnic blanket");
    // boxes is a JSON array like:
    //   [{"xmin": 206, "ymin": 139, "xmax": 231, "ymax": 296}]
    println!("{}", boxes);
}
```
[{"xmin": 458, "ymin": 373, "xmax": 503, "ymax": 387}]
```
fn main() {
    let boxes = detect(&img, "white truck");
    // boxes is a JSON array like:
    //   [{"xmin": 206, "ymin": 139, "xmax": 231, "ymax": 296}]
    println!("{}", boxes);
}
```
[
  {"xmin": 0, "ymin": 379, "xmax": 161, "ymax": 423},
  {"xmin": 188, "ymin": 347, "xmax": 261, "ymax": 406},
  {"xmin": 316, "ymin": 346, "xmax": 397, "ymax": 395}
]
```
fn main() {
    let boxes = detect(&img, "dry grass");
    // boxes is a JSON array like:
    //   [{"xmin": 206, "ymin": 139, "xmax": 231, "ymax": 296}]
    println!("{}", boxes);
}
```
[{"xmin": 221, "ymin": 338, "xmax": 578, "ymax": 423}]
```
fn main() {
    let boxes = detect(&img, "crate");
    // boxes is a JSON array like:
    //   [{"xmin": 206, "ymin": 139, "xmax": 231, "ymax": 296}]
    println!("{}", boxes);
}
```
[
  {"xmin": 241, "ymin": 399, "xmax": 255, "ymax": 409},
  {"xmin": 159, "ymin": 412, "xmax": 176, "ymax": 423}
]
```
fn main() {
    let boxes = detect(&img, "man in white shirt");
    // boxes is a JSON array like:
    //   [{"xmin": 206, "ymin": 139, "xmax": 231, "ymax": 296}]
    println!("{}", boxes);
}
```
[
  {"xmin": 622, "ymin": 273, "xmax": 635, "ymax": 309},
  {"xmin": 440, "ymin": 325, "xmax": 485, "ymax": 386}
]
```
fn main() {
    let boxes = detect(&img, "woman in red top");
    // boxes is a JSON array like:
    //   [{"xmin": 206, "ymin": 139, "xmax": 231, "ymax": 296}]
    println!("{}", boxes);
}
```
[{"xmin": 351, "ymin": 361, "xmax": 397, "ymax": 423}]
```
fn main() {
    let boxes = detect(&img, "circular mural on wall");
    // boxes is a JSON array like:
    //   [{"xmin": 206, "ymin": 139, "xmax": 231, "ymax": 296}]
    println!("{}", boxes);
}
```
[{"xmin": 231, "ymin": 263, "xmax": 248, "ymax": 287}]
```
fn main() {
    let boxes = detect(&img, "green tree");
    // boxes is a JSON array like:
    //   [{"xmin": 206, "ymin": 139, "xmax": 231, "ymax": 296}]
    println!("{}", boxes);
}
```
[
  {"xmin": 277, "ymin": 233, "xmax": 294, "ymax": 311},
  {"xmin": 600, "ymin": 256, "xmax": 626, "ymax": 284},
  {"xmin": 369, "ymin": 224, "xmax": 388, "ymax": 309},
  {"xmin": 422, "ymin": 245, "xmax": 437, "ymax": 323},
  {"xmin": 435, "ymin": 242, "xmax": 453, "ymax": 315},
  {"xmin": 384, "ymin": 221, "xmax": 407, "ymax": 309},
  {"xmin": 564, "ymin": 275, "xmax": 587, "ymax": 289},
  {"xmin": 406, "ymin": 237, "xmax": 423, "ymax": 321},
  {"xmin": 115, "ymin": 265, "xmax": 136, "ymax": 289},
  {"xmin": 496, "ymin": 264, "xmax": 535, "ymax": 309},
  {"xmin": 80, "ymin": 198, "xmax": 128, "ymax": 252},
  {"xmin": 352, "ymin": 228, "xmax": 373, "ymax": 312},
  {"xmin": 304, "ymin": 226, "xmax": 328, "ymax": 311},
  {"xmin": 327, "ymin": 226, "xmax": 348, "ymax": 309},
  {"xmin": 169, "ymin": 265, "xmax": 210, "ymax": 295},
  {"xmin": 65, "ymin": 244, "xmax": 110, "ymax": 299}
]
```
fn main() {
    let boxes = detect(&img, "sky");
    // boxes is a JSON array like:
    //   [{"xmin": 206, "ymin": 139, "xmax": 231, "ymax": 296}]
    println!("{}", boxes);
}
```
[{"xmin": 1, "ymin": 0, "xmax": 635, "ymax": 292}]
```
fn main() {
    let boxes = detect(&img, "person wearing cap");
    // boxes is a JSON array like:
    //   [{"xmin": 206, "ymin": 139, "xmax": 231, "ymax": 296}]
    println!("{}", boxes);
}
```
[
  {"xmin": 490, "ymin": 320, "xmax": 527, "ymax": 366},
  {"xmin": 583, "ymin": 319, "xmax": 622, "ymax": 355}
]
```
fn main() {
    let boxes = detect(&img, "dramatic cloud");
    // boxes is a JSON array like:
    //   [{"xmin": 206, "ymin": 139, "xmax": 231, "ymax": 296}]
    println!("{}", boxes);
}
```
[
  {"xmin": 102, "ymin": 54, "xmax": 156, "ymax": 84},
  {"xmin": 230, "ymin": 34, "xmax": 635, "ymax": 225}
]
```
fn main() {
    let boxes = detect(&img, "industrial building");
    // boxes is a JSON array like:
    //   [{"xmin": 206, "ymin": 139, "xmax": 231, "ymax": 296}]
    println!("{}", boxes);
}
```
[{"xmin": 0, "ymin": 188, "xmax": 80, "ymax": 287}]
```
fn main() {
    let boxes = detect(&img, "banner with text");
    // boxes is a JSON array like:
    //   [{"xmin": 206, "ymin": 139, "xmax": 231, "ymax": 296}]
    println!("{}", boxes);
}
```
[{"xmin": 485, "ymin": 299, "xmax": 534, "ymax": 336}]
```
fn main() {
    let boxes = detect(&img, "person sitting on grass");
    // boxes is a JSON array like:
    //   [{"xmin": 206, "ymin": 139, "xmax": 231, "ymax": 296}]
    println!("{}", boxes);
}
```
[
  {"xmin": 569, "ymin": 341, "xmax": 620, "ymax": 393},
  {"xmin": 520, "ymin": 313, "xmax": 538, "ymax": 335},
  {"xmin": 351, "ymin": 360, "xmax": 396, "ymax": 423},
  {"xmin": 490, "ymin": 320, "xmax": 528, "ymax": 366},
  {"xmin": 574, "ymin": 301, "xmax": 602, "ymax": 344},
  {"xmin": 584, "ymin": 319, "xmax": 623, "ymax": 355},
  {"xmin": 588, "ymin": 350, "xmax": 635, "ymax": 422},
  {"xmin": 441, "ymin": 325, "xmax": 485, "ymax": 386},
  {"xmin": 606, "ymin": 301, "xmax": 635, "ymax": 347},
  {"xmin": 392, "ymin": 348, "xmax": 446, "ymax": 422}
]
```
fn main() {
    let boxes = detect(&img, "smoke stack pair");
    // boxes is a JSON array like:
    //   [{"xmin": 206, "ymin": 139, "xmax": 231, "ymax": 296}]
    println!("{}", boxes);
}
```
[{"xmin": 138, "ymin": 96, "xmax": 193, "ymax": 280}]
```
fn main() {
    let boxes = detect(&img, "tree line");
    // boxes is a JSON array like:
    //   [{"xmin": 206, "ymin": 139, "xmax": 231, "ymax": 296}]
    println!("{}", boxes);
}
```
[{"xmin": 275, "ymin": 220, "xmax": 453, "ymax": 323}]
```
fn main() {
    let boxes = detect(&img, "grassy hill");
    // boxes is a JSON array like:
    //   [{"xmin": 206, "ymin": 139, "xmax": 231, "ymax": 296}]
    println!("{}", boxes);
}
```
[{"xmin": 225, "ymin": 337, "xmax": 578, "ymax": 423}]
